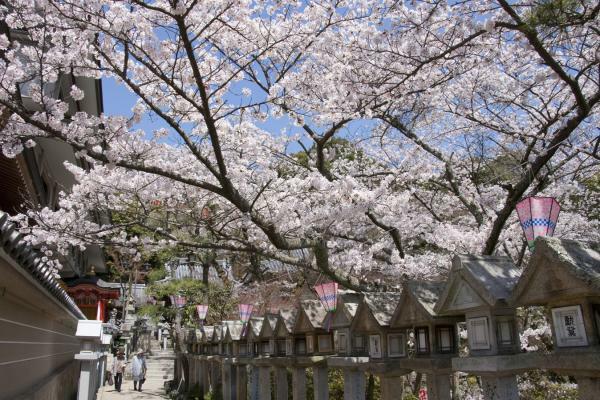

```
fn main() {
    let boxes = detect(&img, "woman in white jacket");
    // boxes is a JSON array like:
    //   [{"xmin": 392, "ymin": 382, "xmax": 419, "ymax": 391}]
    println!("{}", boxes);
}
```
[{"xmin": 131, "ymin": 349, "xmax": 147, "ymax": 392}]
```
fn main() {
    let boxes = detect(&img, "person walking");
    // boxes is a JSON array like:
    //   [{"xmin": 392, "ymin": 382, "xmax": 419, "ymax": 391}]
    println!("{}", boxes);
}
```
[
  {"xmin": 111, "ymin": 350, "xmax": 126, "ymax": 392},
  {"xmin": 131, "ymin": 349, "xmax": 147, "ymax": 392}
]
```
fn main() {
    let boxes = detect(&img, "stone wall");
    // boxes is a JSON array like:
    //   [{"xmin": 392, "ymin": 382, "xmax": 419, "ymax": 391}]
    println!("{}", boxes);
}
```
[{"xmin": 0, "ymin": 250, "xmax": 81, "ymax": 400}]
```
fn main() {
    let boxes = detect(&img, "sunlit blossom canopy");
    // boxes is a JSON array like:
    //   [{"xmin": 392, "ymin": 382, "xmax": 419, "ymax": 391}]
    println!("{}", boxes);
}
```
[
  {"xmin": 314, "ymin": 282, "xmax": 338, "ymax": 312},
  {"xmin": 516, "ymin": 197, "xmax": 561, "ymax": 249},
  {"xmin": 170, "ymin": 295, "xmax": 187, "ymax": 308},
  {"xmin": 196, "ymin": 304, "xmax": 208, "ymax": 320},
  {"xmin": 239, "ymin": 304, "xmax": 253, "ymax": 323}
]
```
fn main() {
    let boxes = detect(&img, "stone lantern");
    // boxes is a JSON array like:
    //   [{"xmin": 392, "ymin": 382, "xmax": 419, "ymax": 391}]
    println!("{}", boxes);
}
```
[
  {"xmin": 350, "ymin": 292, "xmax": 401, "ymax": 360},
  {"xmin": 202, "ymin": 326, "xmax": 214, "ymax": 355},
  {"xmin": 246, "ymin": 317, "xmax": 264, "ymax": 357},
  {"xmin": 510, "ymin": 237, "xmax": 600, "ymax": 399},
  {"xmin": 194, "ymin": 328, "xmax": 203, "ymax": 354},
  {"xmin": 293, "ymin": 299, "xmax": 333, "ymax": 355},
  {"xmin": 330, "ymin": 290, "xmax": 362, "ymax": 356},
  {"xmin": 258, "ymin": 313, "xmax": 279, "ymax": 356},
  {"xmin": 390, "ymin": 281, "xmax": 462, "ymax": 400},
  {"xmin": 210, "ymin": 323, "xmax": 224, "ymax": 355},
  {"xmin": 435, "ymin": 255, "xmax": 522, "ymax": 400},
  {"xmin": 275, "ymin": 308, "xmax": 298, "ymax": 356},
  {"xmin": 223, "ymin": 321, "xmax": 244, "ymax": 356}
]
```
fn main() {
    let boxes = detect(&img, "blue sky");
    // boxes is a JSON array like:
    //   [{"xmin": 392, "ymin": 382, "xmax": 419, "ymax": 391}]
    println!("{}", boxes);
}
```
[
  {"xmin": 100, "ymin": 77, "xmax": 372, "ymax": 156},
  {"xmin": 101, "ymin": 77, "xmax": 309, "ymax": 151}
]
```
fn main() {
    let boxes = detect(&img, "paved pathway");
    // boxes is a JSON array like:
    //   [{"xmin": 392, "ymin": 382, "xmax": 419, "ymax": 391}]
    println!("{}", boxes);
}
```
[{"xmin": 99, "ymin": 339, "xmax": 175, "ymax": 400}]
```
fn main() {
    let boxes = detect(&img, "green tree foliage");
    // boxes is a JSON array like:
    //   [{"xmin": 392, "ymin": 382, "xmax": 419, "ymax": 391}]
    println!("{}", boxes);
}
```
[{"xmin": 526, "ymin": 0, "xmax": 582, "ymax": 28}]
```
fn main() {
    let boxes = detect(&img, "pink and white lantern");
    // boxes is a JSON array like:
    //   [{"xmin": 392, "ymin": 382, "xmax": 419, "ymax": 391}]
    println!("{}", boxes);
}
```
[
  {"xmin": 314, "ymin": 282, "xmax": 338, "ymax": 331},
  {"xmin": 239, "ymin": 304, "xmax": 253, "ymax": 336},
  {"xmin": 196, "ymin": 304, "xmax": 208, "ymax": 320},
  {"xmin": 196, "ymin": 304, "xmax": 208, "ymax": 329},
  {"xmin": 239, "ymin": 304, "xmax": 253, "ymax": 323},
  {"xmin": 170, "ymin": 295, "xmax": 187, "ymax": 308},
  {"xmin": 516, "ymin": 196, "xmax": 560, "ymax": 249}
]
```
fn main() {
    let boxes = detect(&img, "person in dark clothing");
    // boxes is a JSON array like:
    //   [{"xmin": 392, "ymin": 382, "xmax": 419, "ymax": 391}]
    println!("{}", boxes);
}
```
[{"xmin": 112, "ymin": 350, "xmax": 126, "ymax": 392}]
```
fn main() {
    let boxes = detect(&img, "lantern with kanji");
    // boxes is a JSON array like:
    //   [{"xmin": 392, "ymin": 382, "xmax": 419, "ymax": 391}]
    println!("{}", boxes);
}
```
[
  {"xmin": 314, "ymin": 282, "xmax": 338, "ymax": 331},
  {"xmin": 516, "ymin": 196, "xmax": 560, "ymax": 249},
  {"xmin": 170, "ymin": 295, "xmax": 187, "ymax": 308},
  {"xmin": 197, "ymin": 304, "xmax": 208, "ymax": 327}
]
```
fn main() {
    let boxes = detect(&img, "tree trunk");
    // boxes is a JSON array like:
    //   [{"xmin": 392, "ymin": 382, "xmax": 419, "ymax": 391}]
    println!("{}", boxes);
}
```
[
  {"xmin": 412, "ymin": 372, "xmax": 423, "ymax": 396},
  {"xmin": 202, "ymin": 262, "xmax": 209, "ymax": 285},
  {"xmin": 173, "ymin": 310, "xmax": 190, "ymax": 393},
  {"xmin": 366, "ymin": 373, "xmax": 375, "ymax": 400},
  {"xmin": 452, "ymin": 372, "xmax": 460, "ymax": 400}
]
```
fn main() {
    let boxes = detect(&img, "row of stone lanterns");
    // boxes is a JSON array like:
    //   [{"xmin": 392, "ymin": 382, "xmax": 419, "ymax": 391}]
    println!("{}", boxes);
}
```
[{"xmin": 180, "ymin": 236, "xmax": 598, "ymax": 400}]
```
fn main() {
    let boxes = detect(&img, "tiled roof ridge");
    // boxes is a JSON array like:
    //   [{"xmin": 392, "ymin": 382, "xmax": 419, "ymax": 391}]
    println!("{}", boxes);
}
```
[{"xmin": 0, "ymin": 211, "xmax": 85, "ymax": 319}]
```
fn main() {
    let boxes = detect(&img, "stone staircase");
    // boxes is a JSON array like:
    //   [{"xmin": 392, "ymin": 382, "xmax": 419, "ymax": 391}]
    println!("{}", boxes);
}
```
[{"xmin": 145, "ymin": 339, "xmax": 175, "ymax": 381}]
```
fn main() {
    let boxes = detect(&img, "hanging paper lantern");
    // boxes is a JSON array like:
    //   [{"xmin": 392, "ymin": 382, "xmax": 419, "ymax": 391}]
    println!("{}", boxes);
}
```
[
  {"xmin": 314, "ymin": 282, "xmax": 338, "ymax": 331},
  {"xmin": 197, "ymin": 304, "xmax": 209, "ymax": 320},
  {"xmin": 239, "ymin": 304, "xmax": 254, "ymax": 323},
  {"xmin": 314, "ymin": 282, "xmax": 338, "ymax": 312},
  {"xmin": 170, "ymin": 295, "xmax": 187, "ymax": 308},
  {"xmin": 516, "ymin": 196, "xmax": 560, "ymax": 249},
  {"xmin": 239, "ymin": 304, "xmax": 253, "ymax": 336}
]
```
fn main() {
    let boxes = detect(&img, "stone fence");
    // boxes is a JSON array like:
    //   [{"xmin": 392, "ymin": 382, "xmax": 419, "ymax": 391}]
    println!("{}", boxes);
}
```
[{"xmin": 178, "ymin": 237, "xmax": 599, "ymax": 400}]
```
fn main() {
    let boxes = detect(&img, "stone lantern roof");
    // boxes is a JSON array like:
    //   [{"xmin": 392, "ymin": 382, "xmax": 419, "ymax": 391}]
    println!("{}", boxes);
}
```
[
  {"xmin": 511, "ymin": 237, "xmax": 600, "ymax": 306},
  {"xmin": 211, "ymin": 324, "xmax": 223, "ymax": 342},
  {"xmin": 202, "ymin": 326, "xmax": 214, "ymax": 343},
  {"xmin": 331, "ymin": 290, "xmax": 362, "ymax": 328},
  {"xmin": 275, "ymin": 308, "xmax": 298, "ymax": 336},
  {"xmin": 435, "ymin": 255, "xmax": 521, "ymax": 314},
  {"xmin": 224, "ymin": 321, "xmax": 245, "ymax": 341},
  {"xmin": 392, "ymin": 281, "xmax": 445, "ymax": 326},
  {"xmin": 259, "ymin": 313, "xmax": 279, "ymax": 339},
  {"xmin": 193, "ymin": 328, "xmax": 203, "ymax": 343},
  {"xmin": 247, "ymin": 317, "xmax": 264, "ymax": 339},
  {"xmin": 294, "ymin": 299, "xmax": 328, "ymax": 332},
  {"xmin": 352, "ymin": 292, "xmax": 402, "ymax": 331}
]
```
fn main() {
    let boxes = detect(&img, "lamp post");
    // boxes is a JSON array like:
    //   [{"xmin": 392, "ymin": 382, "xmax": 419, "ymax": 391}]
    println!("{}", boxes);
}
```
[{"xmin": 516, "ymin": 196, "xmax": 561, "ymax": 249}]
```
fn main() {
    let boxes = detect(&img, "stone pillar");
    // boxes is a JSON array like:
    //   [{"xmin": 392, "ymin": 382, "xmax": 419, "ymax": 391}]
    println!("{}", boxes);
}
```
[
  {"xmin": 292, "ymin": 368, "xmax": 307, "ymax": 400},
  {"xmin": 426, "ymin": 373, "xmax": 452, "ymax": 400},
  {"xmin": 76, "ymin": 359, "xmax": 96, "ymax": 400},
  {"xmin": 201, "ymin": 360, "xmax": 210, "ymax": 396},
  {"xmin": 275, "ymin": 367, "xmax": 288, "ymax": 400},
  {"xmin": 158, "ymin": 328, "xmax": 162, "ymax": 342},
  {"xmin": 222, "ymin": 362, "xmax": 235, "ymax": 400},
  {"xmin": 188, "ymin": 356, "xmax": 195, "ymax": 387},
  {"xmin": 210, "ymin": 360, "xmax": 222, "ymax": 396},
  {"xmin": 480, "ymin": 374, "xmax": 518, "ymax": 400},
  {"xmin": 248, "ymin": 365, "xmax": 260, "ymax": 400},
  {"xmin": 258, "ymin": 366, "xmax": 272, "ymax": 400},
  {"xmin": 74, "ymin": 320, "xmax": 104, "ymax": 400},
  {"xmin": 236, "ymin": 365, "xmax": 248, "ymax": 400},
  {"xmin": 314, "ymin": 366, "xmax": 329, "ymax": 400},
  {"xmin": 380, "ymin": 376, "xmax": 404, "ymax": 400},
  {"xmin": 98, "ymin": 355, "xmax": 106, "ymax": 387},
  {"xmin": 578, "ymin": 377, "xmax": 600, "ymax": 400},
  {"xmin": 343, "ymin": 369, "xmax": 365, "ymax": 400}
]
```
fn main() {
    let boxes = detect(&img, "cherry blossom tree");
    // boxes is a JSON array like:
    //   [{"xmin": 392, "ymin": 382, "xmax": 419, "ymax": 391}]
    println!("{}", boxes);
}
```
[{"xmin": 0, "ymin": 0, "xmax": 598, "ymax": 289}]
